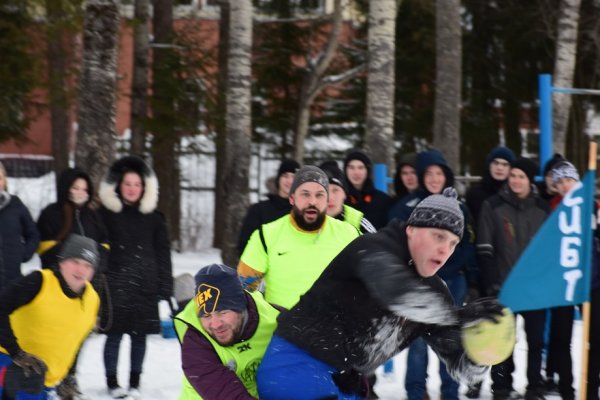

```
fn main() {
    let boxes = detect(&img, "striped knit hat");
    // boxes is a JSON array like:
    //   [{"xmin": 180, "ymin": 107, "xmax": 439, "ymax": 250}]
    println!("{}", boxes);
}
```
[
  {"xmin": 407, "ymin": 187, "xmax": 464, "ymax": 238},
  {"xmin": 552, "ymin": 161, "xmax": 579, "ymax": 184}
]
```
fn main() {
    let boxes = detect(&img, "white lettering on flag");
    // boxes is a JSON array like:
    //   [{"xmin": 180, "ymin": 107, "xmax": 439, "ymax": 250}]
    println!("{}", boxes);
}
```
[{"xmin": 559, "ymin": 181, "xmax": 584, "ymax": 302}]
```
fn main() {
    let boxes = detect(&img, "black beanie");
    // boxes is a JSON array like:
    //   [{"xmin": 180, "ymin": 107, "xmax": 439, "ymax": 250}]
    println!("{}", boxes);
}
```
[
  {"xmin": 194, "ymin": 264, "xmax": 246, "ymax": 317},
  {"xmin": 289, "ymin": 166, "xmax": 329, "ymax": 194},
  {"xmin": 277, "ymin": 159, "xmax": 300, "ymax": 179},
  {"xmin": 511, "ymin": 157, "xmax": 538, "ymax": 183},
  {"xmin": 485, "ymin": 146, "xmax": 515, "ymax": 166},
  {"xmin": 319, "ymin": 161, "xmax": 348, "ymax": 194},
  {"xmin": 343, "ymin": 150, "xmax": 372, "ymax": 173},
  {"xmin": 542, "ymin": 153, "xmax": 565, "ymax": 177}
]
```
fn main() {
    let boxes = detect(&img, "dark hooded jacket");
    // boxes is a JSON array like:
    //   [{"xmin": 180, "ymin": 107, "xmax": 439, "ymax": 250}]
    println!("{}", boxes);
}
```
[
  {"xmin": 276, "ymin": 220, "xmax": 488, "ymax": 383},
  {"xmin": 477, "ymin": 184, "xmax": 550, "ymax": 295},
  {"xmin": 0, "ymin": 194, "xmax": 39, "ymax": 290},
  {"xmin": 343, "ymin": 151, "xmax": 393, "ymax": 230},
  {"xmin": 98, "ymin": 156, "xmax": 173, "ymax": 335},
  {"xmin": 387, "ymin": 150, "xmax": 476, "ymax": 282},
  {"xmin": 237, "ymin": 194, "xmax": 291, "ymax": 255},
  {"xmin": 36, "ymin": 168, "xmax": 108, "ymax": 271}
]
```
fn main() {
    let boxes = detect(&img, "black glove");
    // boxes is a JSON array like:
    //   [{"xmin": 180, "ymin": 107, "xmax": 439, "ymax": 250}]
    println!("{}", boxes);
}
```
[
  {"xmin": 458, "ymin": 297, "xmax": 504, "ymax": 326},
  {"xmin": 332, "ymin": 369, "xmax": 367, "ymax": 395},
  {"xmin": 12, "ymin": 351, "xmax": 47, "ymax": 378}
]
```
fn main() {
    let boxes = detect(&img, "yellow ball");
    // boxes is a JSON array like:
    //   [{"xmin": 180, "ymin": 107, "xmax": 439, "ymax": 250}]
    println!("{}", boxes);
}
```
[{"xmin": 461, "ymin": 307, "xmax": 516, "ymax": 366}]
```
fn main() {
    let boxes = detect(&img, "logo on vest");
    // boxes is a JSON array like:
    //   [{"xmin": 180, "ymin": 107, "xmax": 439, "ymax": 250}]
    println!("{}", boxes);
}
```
[{"xmin": 237, "ymin": 343, "xmax": 251, "ymax": 353}]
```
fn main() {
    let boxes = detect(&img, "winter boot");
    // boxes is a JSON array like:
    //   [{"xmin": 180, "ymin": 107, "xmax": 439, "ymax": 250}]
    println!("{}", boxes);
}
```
[
  {"xmin": 107, "ymin": 375, "xmax": 131, "ymax": 400},
  {"xmin": 57, "ymin": 373, "xmax": 89, "ymax": 400}
]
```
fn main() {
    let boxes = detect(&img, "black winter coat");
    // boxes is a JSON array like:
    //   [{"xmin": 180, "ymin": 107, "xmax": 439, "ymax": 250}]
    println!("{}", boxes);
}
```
[
  {"xmin": 345, "ymin": 179, "xmax": 393, "ymax": 230},
  {"xmin": 0, "ymin": 196, "xmax": 39, "ymax": 290},
  {"xmin": 465, "ymin": 173, "xmax": 505, "ymax": 225},
  {"xmin": 276, "ymin": 220, "xmax": 487, "ymax": 382},
  {"xmin": 477, "ymin": 185, "xmax": 550, "ymax": 295},
  {"xmin": 237, "ymin": 194, "xmax": 291, "ymax": 255},
  {"xmin": 98, "ymin": 205, "xmax": 173, "ymax": 334}
]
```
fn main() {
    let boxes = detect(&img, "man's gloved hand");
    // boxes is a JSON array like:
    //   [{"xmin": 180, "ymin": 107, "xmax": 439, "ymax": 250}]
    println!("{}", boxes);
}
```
[
  {"xmin": 12, "ymin": 351, "xmax": 47, "ymax": 377},
  {"xmin": 458, "ymin": 297, "xmax": 504, "ymax": 327},
  {"xmin": 332, "ymin": 369, "xmax": 367, "ymax": 395}
]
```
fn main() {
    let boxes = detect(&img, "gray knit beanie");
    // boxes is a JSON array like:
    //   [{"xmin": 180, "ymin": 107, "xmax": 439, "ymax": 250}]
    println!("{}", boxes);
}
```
[
  {"xmin": 59, "ymin": 234, "xmax": 100, "ymax": 269},
  {"xmin": 289, "ymin": 166, "xmax": 329, "ymax": 195},
  {"xmin": 552, "ymin": 161, "xmax": 580, "ymax": 184},
  {"xmin": 407, "ymin": 187, "xmax": 464, "ymax": 238}
]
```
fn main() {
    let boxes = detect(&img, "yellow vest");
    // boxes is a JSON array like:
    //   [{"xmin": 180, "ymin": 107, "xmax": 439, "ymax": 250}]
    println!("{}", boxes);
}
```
[
  {"xmin": 0, "ymin": 270, "xmax": 99, "ymax": 387},
  {"xmin": 174, "ymin": 291, "xmax": 279, "ymax": 399}
]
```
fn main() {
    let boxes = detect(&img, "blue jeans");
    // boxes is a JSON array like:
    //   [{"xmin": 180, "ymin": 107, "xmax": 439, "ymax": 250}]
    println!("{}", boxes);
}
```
[
  {"xmin": 257, "ymin": 335, "xmax": 364, "ymax": 400},
  {"xmin": 103, "ymin": 333, "xmax": 147, "ymax": 378},
  {"xmin": 0, "ymin": 353, "xmax": 55, "ymax": 400},
  {"xmin": 405, "ymin": 274, "xmax": 467, "ymax": 400}
]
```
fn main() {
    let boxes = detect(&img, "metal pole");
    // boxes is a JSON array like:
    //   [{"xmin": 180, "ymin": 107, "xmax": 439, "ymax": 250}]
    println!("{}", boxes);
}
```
[{"xmin": 538, "ymin": 74, "xmax": 553, "ymax": 176}]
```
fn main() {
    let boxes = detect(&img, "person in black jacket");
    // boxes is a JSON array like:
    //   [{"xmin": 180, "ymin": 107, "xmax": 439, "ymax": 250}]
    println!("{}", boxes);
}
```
[
  {"xmin": 257, "ymin": 189, "xmax": 505, "ymax": 400},
  {"xmin": 37, "ymin": 168, "xmax": 109, "ymax": 399},
  {"xmin": 477, "ymin": 157, "xmax": 550, "ymax": 400},
  {"xmin": 0, "ymin": 162, "xmax": 39, "ymax": 292},
  {"xmin": 237, "ymin": 159, "xmax": 300, "ymax": 255},
  {"xmin": 98, "ymin": 156, "xmax": 173, "ymax": 399},
  {"xmin": 343, "ymin": 150, "xmax": 393, "ymax": 230},
  {"xmin": 37, "ymin": 168, "xmax": 109, "ymax": 271}
]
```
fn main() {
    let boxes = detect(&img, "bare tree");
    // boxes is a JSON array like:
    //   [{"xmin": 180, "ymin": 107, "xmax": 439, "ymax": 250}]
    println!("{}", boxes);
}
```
[
  {"xmin": 129, "ymin": 0, "xmax": 151, "ymax": 156},
  {"xmin": 365, "ymin": 0, "xmax": 397, "ymax": 172},
  {"xmin": 433, "ymin": 0, "xmax": 461, "ymax": 172},
  {"xmin": 46, "ymin": 0, "xmax": 74, "ymax": 185},
  {"xmin": 213, "ymin": 0, "xmax": 230, "ymax": 249},
  {"xmin": 292, "ymin": 0, "xmax": 361, "ymax": 162},
  {"xmin": 553, "ymin": 0, "xmax": 581, "ymax": 155},
  {"xmin": 75, "ymin": 0, "xmax": 119, "ymax": 190},
  {"xmin": 219, "ymin": 0, "xmax": 252, "ymax": 266},
  {"xmin": 151, "ymin": 0, "xmax": 181, "ymax": 248}
]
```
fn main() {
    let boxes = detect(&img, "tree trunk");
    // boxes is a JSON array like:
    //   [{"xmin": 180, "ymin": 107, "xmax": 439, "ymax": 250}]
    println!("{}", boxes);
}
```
[
  {"xmin": 151, "ymin": 0, "xmax": 181, "ymax": 249},
  {"xmin": 365, "ymin": 0, "xmax": 397, "ymax": 173},
  {"xmin": 75, "ymin": 0, "xmax": 119, "ymax": 191},
  {"xmin": 129, "ymin": 0, "xmax": 151, "ymax": 156},
  {"xmin": 432, "ymin": 0, "xmax": 462, "ymax": 172},
  {"xmin": 292, "ymin": 0, "xmax": 342, "ymax": 163},
  {"xmin": 213, "ymin": 0, "xmax": 230, "ymax": 249},
  {"xmin": 553, "ymin": 0, "xmax": 581, "ymax": 156},
  {"xmin": 220, "ymin": 0, "xmax": 252, "ymax": 266},
  {"xmin": 46, "ymin": 0, "xmax": 72, "ymax": 186}
]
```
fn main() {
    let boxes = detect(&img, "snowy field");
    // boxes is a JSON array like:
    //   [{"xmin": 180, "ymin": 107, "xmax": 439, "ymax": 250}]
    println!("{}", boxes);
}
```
[{"xmin": 22, "ymin": 250, "xmax": 574, "ymax": 399}]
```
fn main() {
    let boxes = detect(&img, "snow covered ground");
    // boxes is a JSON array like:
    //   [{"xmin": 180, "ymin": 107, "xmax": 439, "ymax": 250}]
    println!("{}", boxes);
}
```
[{"xmin": 23, "ymin": 250, "xmax": 576, "ymax": 399}]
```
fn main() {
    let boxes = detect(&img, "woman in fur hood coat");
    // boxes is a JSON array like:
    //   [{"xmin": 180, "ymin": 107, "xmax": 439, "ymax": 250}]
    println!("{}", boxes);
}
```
[{"xmin": 98, "ymin": 155, "xmax": 173, "ymax": 399}]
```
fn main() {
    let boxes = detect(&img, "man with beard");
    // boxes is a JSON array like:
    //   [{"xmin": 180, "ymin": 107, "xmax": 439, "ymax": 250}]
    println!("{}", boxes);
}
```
[
  {"xmin": 237, "ymin": 165, "xmax": 359, "ymax": 309},
  {"xmin": 174, "ymin": 264, "xmax": 280, "ymax": 399}
]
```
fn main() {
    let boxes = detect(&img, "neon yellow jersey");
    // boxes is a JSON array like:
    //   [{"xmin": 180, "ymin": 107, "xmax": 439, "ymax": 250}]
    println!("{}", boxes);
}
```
[
  {"xmin": 343, "ymin": 204, "xmax": 364, "ymax": 231},
  {"xmin": 240, "ymin": 215, "xmax": 358, "ymax": 309},
  {"xmin": 174, "ymin": 291, "xmax": 279, "ymax": 399},
  {"xmin": 0, "ymin": 270, "xmax": 99, "ymax": 387}
]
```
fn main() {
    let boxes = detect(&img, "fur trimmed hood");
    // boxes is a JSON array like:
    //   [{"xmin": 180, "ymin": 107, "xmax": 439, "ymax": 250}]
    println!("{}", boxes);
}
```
[{"xmin": 99, "ymin": 155, "xmax": 159, "ymax": 214}]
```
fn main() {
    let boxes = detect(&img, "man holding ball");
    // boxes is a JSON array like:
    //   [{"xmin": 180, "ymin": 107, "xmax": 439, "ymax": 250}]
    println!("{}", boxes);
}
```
[{"xmin": 256, "ymin": 188, "xmax": 514, "ymax": 399}]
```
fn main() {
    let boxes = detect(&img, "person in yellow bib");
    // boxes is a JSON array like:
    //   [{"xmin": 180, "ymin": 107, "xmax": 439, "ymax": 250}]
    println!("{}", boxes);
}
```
[
  {"xmin": 174, "ymin": 264, "xmax": 280, "ymax": 399},
  {"xmin": 0, "ymin": 234, "xmax": 100, "ymax": 400},
  {"xmin": 238, "ymin": 165, "xmax": 359, "ymax": 310}
]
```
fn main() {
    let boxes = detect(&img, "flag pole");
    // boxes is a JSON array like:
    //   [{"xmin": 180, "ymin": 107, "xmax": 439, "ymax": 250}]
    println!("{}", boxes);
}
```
[{"xmin": 581, "ymin": 141, "xmax": 597, "ymax": 400}]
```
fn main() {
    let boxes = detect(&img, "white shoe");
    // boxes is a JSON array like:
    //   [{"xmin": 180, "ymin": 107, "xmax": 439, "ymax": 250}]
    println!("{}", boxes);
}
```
[
  {"xmin": 129, "ymin": 387, "xmax": 141, "ymax": 399},
  {"xmin": 108, "ymin": 387, "xmax": 132, "ymax": 399}
]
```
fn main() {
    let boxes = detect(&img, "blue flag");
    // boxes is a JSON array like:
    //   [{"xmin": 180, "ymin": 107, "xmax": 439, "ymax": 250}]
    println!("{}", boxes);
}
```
[{"xmin": 498, "ymin": 171, "xmax": 595, "ymax": 312}]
